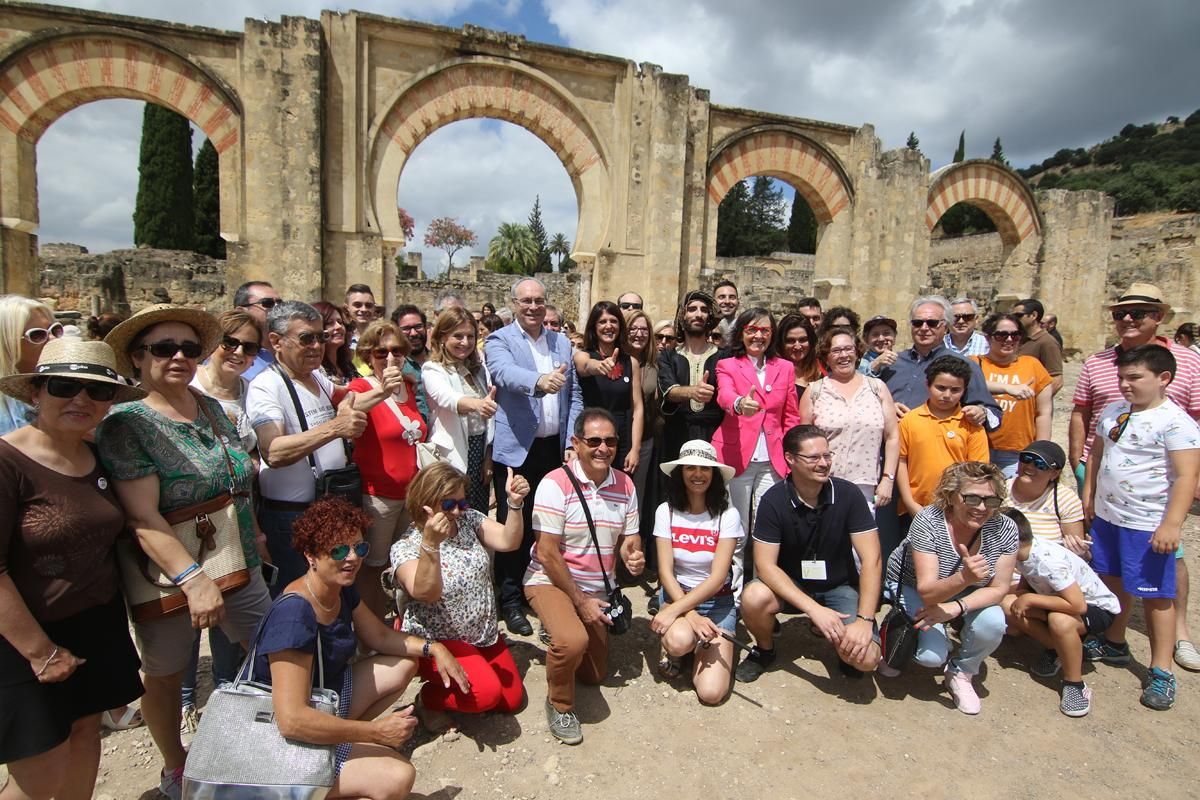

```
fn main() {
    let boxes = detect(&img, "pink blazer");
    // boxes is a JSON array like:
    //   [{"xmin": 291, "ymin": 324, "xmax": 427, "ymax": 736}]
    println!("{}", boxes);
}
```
[{"xmin": 711, "ymin": 355, "xmax": 800, "ymax": 476}]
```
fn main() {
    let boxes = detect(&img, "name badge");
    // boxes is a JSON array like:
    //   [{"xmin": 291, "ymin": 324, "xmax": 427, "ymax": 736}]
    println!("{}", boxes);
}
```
[{"xmin": 801, "ymin": 560, "xmax": 827, "ymax": 581}]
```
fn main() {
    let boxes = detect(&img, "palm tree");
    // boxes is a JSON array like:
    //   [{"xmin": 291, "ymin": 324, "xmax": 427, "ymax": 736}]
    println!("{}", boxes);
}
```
[
  {"xmin": 488, "ymin": 223, "xmax": 538, "ymax": 275},
  {"xmin": 549, "ymin": 232, "xmax": 570, "ymax": 271}
]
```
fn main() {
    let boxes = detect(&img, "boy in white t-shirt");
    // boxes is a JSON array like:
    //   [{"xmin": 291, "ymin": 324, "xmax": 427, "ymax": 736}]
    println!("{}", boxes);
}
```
[
  {"xmin": 1081, "ymin": 344, "xmax": 1200, "ymax": 711},
  {"xmin": 1002, "ymin": 509, "xmax": 1120, "ymax": 717}
]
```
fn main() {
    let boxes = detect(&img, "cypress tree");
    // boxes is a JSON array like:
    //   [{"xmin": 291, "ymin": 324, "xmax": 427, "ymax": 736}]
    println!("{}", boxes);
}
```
[
  {"xmin": 991, "ymin": 137, "xmax": 1009, "ymax": 166},
  {"xmin": 953, "ymin": 130, "xmax": 966, "ymax": 162},
  {"xmin": 192, "ymin": 139, "xmax": 225, "ymax": 258},
  {"xmin": 133, "ymin": 103, "xmax": 194, "ymax": 249},
  {"xmin": 716, "ymin": 180, "xmax": 753, "ymax": 257},
  {"xmin": 787, "ymin": 195, "xmax": 817, "ymax": 254},
  {"xmin": 527, "ymin": 195, "xmax": 552, "ymax": 273}
]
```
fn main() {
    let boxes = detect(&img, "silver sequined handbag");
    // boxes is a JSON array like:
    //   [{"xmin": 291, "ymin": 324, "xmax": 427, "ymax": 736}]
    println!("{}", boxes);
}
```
[{"xmin": 182, "ymin": 594, "xmax": 340, "ymax": 800}]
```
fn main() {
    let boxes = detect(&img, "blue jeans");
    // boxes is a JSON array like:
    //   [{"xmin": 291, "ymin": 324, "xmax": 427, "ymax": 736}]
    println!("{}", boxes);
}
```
[
  {"xmin": 258, "ymin": 505, "xmax": 309, "ymax": 595},
  {"xmin": 896, "ymin": 582, "xmax": 1005, "ymax": 676},
  {"xmin": 181, "ymin": 627, "xmax": 243, "ymax": 707}
]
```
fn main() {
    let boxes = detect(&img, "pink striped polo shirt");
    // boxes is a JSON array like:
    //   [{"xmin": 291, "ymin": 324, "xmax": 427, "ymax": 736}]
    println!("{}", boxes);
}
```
[
  {"xmin": 525, "ymin": 460, "xmax": 639, "ymax": 596},
  {"xmin": 1072, "ymin": 338, "xmax": 1200, "ymax": 463}
]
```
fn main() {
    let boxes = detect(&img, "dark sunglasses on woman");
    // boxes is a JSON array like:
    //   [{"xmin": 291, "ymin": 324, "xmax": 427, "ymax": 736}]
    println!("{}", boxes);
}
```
[
  {"xmin": 330, "ymin": 542, "xmax": 371, "ymax": 561},
  {"xmin": 440, "ymin": 498, "xmax": 471, "ymax": 512},
  {"xmin": 1018, "ymin": 452, "xmax": 1052, "ymax": 470},
  {"xmin": 42, "ymin": 377, "xmax": 120, "ymax": 402},
  {"xmin": 23, "ymin": 322, "xmax": 65, "ymax": 344},
  {"xmin": 220, "ymin": 336, "xmax": 262, "ymax": 357},
  {"xmin": 138, "ymin": 340, "xmax": 204, "ymax": 359}
]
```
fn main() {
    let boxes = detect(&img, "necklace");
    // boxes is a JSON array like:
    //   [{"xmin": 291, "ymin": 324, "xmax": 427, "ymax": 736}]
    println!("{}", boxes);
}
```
[{"xmin": 304, "ymin": 573, "xmax": 337, "ymax": 612}]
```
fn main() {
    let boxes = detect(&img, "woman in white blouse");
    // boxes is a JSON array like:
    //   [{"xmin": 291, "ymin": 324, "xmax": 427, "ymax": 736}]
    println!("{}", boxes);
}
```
[{"xmin": 421, "ymin": 307, "xmax": 497, "ymax": 511}]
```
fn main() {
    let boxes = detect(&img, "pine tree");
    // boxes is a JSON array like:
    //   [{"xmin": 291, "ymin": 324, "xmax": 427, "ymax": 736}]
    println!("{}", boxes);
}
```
[
  {"xmin": 991, "ymin": 137, "xmax": 1009, "ymax": 166},
  {"xmin": 747, "ymin": 176, "xmax": 788, "ymax": 254},
  {"xmin": 787, "ymin": 195, "xmax": 817, "ymax": 254},
  {"xmin": 953, "ymin": 130, "xmax": 966, "ymax": 163},
  {"xmin": 527, "ymin": 196, "xmax": 552, "ymax": 273},
  {"xmin": 906, "ymin": 131, "xmax": 920, "ymax": 151},
  {"xmin": 192, "ymin": 139, "xmax": 224, "ymax": 258},
  {"xmin": 133, "ymin": 103, "xmax": 194, "ymax": 249}
]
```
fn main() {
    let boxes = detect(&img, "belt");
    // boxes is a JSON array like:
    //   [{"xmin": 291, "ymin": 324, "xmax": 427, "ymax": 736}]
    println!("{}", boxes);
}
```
[{"xmin": 260, "ymin": 497, "xmax": 310, "ymax": 512}]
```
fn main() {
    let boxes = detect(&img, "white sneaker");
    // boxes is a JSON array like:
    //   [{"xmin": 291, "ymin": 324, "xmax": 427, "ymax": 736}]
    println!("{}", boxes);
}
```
[
  {"xmin": 944, "ymin": 665, "xmax": 981, "ymax": 715},
  {"xmin": 1174, "ymin": 640, "xmax": 1200, "ymax": 672}
]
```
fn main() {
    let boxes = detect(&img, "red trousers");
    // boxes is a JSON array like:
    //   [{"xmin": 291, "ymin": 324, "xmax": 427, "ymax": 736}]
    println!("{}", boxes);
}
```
[{"xmin": 417, "ymin": 638, "xmax": 525, "ymax": 713}]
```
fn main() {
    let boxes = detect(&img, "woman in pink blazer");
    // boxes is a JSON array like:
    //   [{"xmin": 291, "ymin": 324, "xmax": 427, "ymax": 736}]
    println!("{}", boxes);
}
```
[{"xmin": 712, "ymin": 308, "xmax": 800, "ymax": 593}]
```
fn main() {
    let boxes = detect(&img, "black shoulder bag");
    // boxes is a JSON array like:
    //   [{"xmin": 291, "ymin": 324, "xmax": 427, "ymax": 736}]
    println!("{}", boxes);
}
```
[
  {"xmin": 562, "ymin": 467, "xmax": 632, "ymax": 634},
  {"xmin": 273, "ymin": 365, "xmax": 362, "ymax": 506}
]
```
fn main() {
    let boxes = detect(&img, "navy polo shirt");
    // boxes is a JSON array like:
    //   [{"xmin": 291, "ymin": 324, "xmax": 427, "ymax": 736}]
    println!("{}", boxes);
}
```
[{"xmin": 752, "ymin": 476, "xmax": 876, "ymax": 593}]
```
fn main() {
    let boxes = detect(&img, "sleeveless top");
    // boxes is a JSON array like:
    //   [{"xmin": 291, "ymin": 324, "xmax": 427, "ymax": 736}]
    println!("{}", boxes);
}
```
[
  {"xmin": 579, "ymin": 350, "xmax": 634, "ymax": 414},
  {"xmin": 809, "ymin": 375, "xmax": 886, "ymax": 485}
]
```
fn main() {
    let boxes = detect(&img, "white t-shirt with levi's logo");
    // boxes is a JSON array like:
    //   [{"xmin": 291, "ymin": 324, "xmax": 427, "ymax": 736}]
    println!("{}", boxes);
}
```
[{"xmin": 653, "ymin": 504, "xmax": 744, "ymax": 592}]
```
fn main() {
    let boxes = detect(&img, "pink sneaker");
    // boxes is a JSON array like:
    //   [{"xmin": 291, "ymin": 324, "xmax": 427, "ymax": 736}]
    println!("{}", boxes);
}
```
[{"xmin": 944, "ymin": 665, "xmax": 981, "ymax": 715}]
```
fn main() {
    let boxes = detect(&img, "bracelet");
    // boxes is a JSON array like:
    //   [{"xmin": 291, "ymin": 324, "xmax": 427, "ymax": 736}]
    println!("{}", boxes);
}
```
[
  {"xmin": 418, "ymin": 540, "xmax": 439, "ymax": 556},
  {"xmin": 422, "ymin": 639, "xmax": 433, "ymax": 658},
  {"xmin": 955, "ymin": 599, "xmax": 967, "ymax": 617},
  {"xmin": 34, "ymin": 646, "xmax": 59, "ymax": 678},
  {"xmin": 172, "ymin": 562, "xmax": 201, "ymax": 585},
  {"xmin": 855, "ymin": 614, "xmax": 873, "ymax": 623},
  {"xmin": 508, "ymin": 501, "xmax": 525, "ymax": 511},
  {"xmin": 177, "ymin": 568, "xmax": 204, "ymax": 586}
]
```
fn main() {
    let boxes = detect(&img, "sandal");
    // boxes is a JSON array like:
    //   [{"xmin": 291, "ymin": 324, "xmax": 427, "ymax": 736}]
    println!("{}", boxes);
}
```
[
  {"xmin": 101, "ymin": 705, "xmax": 144, "ymax": 731},
  {"xmin": 658, "ymin": 655, "xmax": 683, "ymax": 679}
]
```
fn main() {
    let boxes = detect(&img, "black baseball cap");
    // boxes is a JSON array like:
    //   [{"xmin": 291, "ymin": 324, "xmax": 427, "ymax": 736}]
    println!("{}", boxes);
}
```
[{"xmin": 1019, "ymin": 440, "xmax": 1065, "ymax": 470}]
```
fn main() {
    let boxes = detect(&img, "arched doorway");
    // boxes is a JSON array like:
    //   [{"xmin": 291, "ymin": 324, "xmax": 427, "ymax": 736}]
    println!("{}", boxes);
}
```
[{"xmin": 0, "ymin": 31, "xmax": 242, "ymax": 293}]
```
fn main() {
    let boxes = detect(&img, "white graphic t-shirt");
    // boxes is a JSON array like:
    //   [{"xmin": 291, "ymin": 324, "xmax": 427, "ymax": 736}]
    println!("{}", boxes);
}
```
[
  {"xmin": 1018, "ymin": 538, "xmax": 1120, "ymax": 614},
  {"xmin": 653, "ymin": 504, "xmax": 744, "ymax": 591},
  {"xmin": 1095, "ymin": 399, "xmax": 1200, "ymax": 530}
]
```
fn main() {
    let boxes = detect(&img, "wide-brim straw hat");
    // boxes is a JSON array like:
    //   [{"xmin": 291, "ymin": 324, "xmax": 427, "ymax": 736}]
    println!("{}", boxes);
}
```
[
  {"xmin": 659, "ymin": 439, "xmax": 736, "ymax": 482},
  {"xmin": 0, "ymin": 338, "xmax": 147, "ymax": 405},
  {"xmin": 1110, "ymin": 282, "xmax": 1170, "ymax": 312},
  {"xmin": 104, "ymin": 304, "xmax": 221, "ymax": 377}
]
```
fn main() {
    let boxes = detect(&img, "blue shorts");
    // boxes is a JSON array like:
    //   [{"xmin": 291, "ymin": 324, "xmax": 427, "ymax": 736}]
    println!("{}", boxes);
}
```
[
  {"xmin": 659, "ymin": 588, "xmax": 737, "ymax": 634},
  {"xmin": 1090, "ymin": 517, "xmax": 1176, "ymax": 599},
  {"xmin": 752, "ymin": 580, "xmax": 880, "ymax": 644},
  {"xmin": 1077, "ymin": 463, "xmax": 1183, "ymax": 558}
]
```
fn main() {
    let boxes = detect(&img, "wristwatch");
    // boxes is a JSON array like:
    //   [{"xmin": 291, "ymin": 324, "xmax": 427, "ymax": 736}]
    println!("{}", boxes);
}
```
[{"xmin": 422, "ymin": 639, "xmax": 433, "ymax": 658}]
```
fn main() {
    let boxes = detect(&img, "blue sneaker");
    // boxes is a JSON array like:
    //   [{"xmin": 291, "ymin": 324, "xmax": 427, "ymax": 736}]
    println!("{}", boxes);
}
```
[
  {"xmin": 1141, "ymin": 667, "xmax": 1177, "ymax": 711},
  {"xmin": 1083, "ymin": 636, "xmax": 1131, "ymax": 665}
]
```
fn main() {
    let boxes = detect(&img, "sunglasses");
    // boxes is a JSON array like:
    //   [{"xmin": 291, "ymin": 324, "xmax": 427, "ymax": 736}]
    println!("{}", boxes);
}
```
[
  {"xmin": 291, "ymin": 331, "xmax": 331, "ymax": 347},
  {"xmin": 618, "ymin": 302, "xmax": 644, "ymax": 310},
  {"xmin": 990, "ymin": 331, "xmax": 1021, "ymax": 341},
  {"xmin": 1111, "ymin": 309, "xmax": 1155, "ymax": 322},
  {"xmin": 440, "ymin": 498, "xmax": 471, "ymax": 512},
  {"xmin": 329, "ymin": 541, "xmax": 371, "ymax": 561},
  {"xmin": 1018, "ymin": 452, "xmax": 1053, "ymax": 470},
  {"xmin": 959, "ymin": 493, "xmax": 1003, "ymax": 510},
  {"xmin": 372, "ymin": 346, "xmax": 405, "ymax": 359},
  {"xmin": 23, "ymin": 322, "xmax": 65, "ymax": 345},
  {"xmin": 43, "ymin": 376, "xmax": 119, "ymax": 402},
  {"xmin": 242, "ymin": 298, "xmax": 278, "ymax": 310},
  {"xmin": 910, "ymin": 319, "xmax": 943, "ymax": 328},
  {"xmin": 953, "ymin": 313, "xmax": 976, "ymax": 323},
  {"xmin": 139, "ymin": 340, "xmax": 203, "ymax": 359},
  {"xmin": 579, "ymin": 436, "xmax": 619, "ymax": 449},
  {"xmin": 655, "ymin": 334, "xmax": 676, "ymax": 342},
  {"xmin": 1109, "ymin": 411, "xmax": 1131, "ymax": 443},
  {"xmin": 220, "ymin": 336, "xmax": 262, "ymax": 357}
]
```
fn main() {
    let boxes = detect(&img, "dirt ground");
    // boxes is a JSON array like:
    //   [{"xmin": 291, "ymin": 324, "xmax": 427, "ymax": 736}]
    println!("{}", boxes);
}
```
[{"xmin": 7, "ymin": 361, "xmax": 1200, "ymax": 800}]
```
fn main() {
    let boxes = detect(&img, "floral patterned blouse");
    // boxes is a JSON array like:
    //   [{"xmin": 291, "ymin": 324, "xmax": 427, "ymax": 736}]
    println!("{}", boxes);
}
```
[
  {"xmin": 388, "ymin": 508, "xmax": 497, "ymax": 647},
  {"xmin": 96, "ymin": 395, "xmax": 260, "ymax": 568},
  {"xmin": 809, "ymin": 375, "xmax": 887, "ymax": 486}
]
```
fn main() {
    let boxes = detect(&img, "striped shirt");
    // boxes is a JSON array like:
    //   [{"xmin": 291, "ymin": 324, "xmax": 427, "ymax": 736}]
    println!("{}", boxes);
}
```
[
  {"xmin": 886, "ymin": 505, "xmax": 1018, "ymax": 589},
  {"xmin": 1072, "ymin": 338, "xmax": 1200, "ymax": 463},
  {"xmin": 525, "ymin": 461, "xmax": 639, "ymax": 596},
  {"xmin": 1006, "ymin": 477, "xmax": 1085, "ymax": 543}
]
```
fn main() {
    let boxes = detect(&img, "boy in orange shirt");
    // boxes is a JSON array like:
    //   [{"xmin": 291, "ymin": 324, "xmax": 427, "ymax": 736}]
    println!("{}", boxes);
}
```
[{"xmin": 897, "ymin": 356, "xmax": 990, "ymax": 517}]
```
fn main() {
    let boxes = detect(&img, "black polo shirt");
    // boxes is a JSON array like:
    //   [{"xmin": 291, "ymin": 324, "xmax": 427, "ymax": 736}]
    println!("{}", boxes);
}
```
[{"xmin": 752, "ymin": 476, "xmax": 877, "ymax": 593}]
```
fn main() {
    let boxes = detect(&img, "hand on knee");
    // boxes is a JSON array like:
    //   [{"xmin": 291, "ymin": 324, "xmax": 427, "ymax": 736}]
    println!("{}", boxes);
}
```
[{"xmin": 662, "ymin": 621, "xmax": 696, "ymax": 657}]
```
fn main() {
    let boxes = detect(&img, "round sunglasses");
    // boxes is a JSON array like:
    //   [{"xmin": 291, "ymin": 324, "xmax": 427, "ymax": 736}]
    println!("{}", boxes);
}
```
[
  {"xmin": 41, "ymin": 376, "xmax": 119, "ymax": 402},
  {"xmin": 24, "ymin": 322, "xmax": 65, "ymax": 345},
  {"xmin": 329, "ymin": 541, "xmax": 371, "ymax": 561}
]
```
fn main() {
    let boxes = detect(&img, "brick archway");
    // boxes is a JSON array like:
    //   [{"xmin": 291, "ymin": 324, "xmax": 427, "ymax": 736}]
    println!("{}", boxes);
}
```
[
  {"xmin": 0, "ymin": 30, "xmax": 243, "ymax": 269},
  {"xmin": 926, "ymin": 160, "xmax": 1040, "ymax": 247},
  {"xmin": 707, "ymin": 126, "xmax": 854, "ymax": 224},
  {"xmin": 367, "ymin": 57, "xmax": 610, "ymax": 260}
]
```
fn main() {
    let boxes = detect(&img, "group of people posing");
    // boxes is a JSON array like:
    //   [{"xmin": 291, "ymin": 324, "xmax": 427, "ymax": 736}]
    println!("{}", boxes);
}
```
[{"xmin": 0, "ymin": 275, "xmax": 1197, "ymax": 800}]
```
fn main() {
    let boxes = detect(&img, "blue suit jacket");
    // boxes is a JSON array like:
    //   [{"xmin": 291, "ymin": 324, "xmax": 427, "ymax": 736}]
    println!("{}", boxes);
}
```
[{"xmin": 484, "ymin": 322, "xmax": 582, "ymax": 466}]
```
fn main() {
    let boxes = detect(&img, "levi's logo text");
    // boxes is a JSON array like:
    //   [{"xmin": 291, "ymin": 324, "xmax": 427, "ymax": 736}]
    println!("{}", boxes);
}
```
[{"xmin": 672, "ymin": 525, "xmax": 717, "ymax": 552}]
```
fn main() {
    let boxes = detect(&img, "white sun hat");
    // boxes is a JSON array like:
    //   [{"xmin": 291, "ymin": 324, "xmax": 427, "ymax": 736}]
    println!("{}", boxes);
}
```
[{"xmin": 659, "ymin": 439, "xmax": 735, "ymax": 482}]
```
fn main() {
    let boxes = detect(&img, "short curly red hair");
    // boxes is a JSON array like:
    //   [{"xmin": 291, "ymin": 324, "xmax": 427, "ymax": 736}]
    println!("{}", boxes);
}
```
[{"xmin": 291, "ymin": 495, "xmax": 372, "ymax": 557}]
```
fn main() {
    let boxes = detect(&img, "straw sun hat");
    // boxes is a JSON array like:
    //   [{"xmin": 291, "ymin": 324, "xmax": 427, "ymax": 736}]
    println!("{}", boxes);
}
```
[
  {"xmin": 659, "ymin": 439, "xmax": 735, "ymax": 482},
  {"xmin": 0, "ymin": 338, "xmax": 147, "ymax": 405},
  {"xmin": 103, "ymin": 304, "xmax": 221, "ymax": 378}
]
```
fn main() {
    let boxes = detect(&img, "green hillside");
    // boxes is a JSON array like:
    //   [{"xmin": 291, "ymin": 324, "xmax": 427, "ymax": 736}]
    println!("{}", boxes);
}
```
[{"xmin": 1019, "ymin": 109, "xmax": 1200, "ymax": 216}]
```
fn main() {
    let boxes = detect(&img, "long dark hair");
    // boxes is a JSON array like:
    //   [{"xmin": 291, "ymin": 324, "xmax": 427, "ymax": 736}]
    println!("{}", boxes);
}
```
[
  {"xmin": 666, "ymin": 467, "xmax": 729, "ymax": 517},
  {"xmin": 583, "ymin": 300, "xmax": 627, "ymax": 353},
  {"xmin": 729, "ymin": 307, "xmax": 776, "ymax": 359},
  {"xmin": 312, "ymin": 300, "xmax": 355, "ymax": 381},
  {"xmin": 776, "ymin": 313, "xmax": 821, "ymax": 381}
]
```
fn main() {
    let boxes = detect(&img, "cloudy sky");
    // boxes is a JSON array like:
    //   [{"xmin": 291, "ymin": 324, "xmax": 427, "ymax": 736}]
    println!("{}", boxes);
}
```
[{"xmin": 29, "ymin": 0, "xmax": 1200, "ymax": 271}]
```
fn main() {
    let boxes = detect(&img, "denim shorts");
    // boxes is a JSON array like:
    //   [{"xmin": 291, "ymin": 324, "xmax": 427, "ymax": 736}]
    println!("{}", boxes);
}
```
[
  {"xmin": 753, "ymin": 580, "xmax": 880, "ymax": 644},
  {"xmin": 1090, "ymin": 516, "xmax": 1176, "ymax": 599},
  {"xmin": 659, "ymin": 588, "xmax": 737, "ymax": 633}
]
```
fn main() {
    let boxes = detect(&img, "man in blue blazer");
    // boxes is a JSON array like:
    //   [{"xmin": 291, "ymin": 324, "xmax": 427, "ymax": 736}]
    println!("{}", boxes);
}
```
[{"xmin": 485, "ymin": 277, "xmax": 583, "ymax": 634}]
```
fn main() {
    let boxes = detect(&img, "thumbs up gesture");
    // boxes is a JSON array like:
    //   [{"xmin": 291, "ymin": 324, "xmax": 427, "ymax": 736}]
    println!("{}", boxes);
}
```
[
  {"xmin": 738, "ymin": 392, "xmax": 761, "ymax": 416},
  {"xmin": 692, "ymin": 369, "xmax": 714, "ymax": 404},
  {"xmin": 539, "ymin": 363, "xmax": 568, "ymax": 395},
  {"xmin": 477, "ymin": 385, "xmax": 498, "ymax": 419},
  {"xmin": 505, "ymin": 467, "xmax": 530, "ymax": 507},
  {"xmin": 957, "ymin": 542, "xmax": 990, "ymax": 584},
  {"xmin": 380, "ymin": 352, "xmax": 404, "ymax": 394},
  {"xmin": 336, "ymin": 392, "xmax": 368, "ymax": 439}
]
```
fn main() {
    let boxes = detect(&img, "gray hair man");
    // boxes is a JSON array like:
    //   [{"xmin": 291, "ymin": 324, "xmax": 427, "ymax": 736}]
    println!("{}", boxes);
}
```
[{"xmin": 944, "ymin": 297, "xmax": 989, "ymax": 357}]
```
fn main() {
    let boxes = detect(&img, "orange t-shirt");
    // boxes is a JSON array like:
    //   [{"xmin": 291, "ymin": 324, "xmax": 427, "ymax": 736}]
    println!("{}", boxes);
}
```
[
  {"xmin": 973, "ymin": 355, "xmax": 1052, "ymax": 452},
  {"xmin": 898, "ymin": 404, "xmax": 990, "ymax": 508}
]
